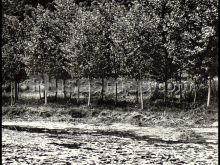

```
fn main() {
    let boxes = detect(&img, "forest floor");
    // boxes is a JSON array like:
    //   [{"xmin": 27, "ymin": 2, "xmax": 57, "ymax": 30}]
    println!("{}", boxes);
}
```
[{"xmin": 2, "ymin": 103, "xmax": 218, "ymax": 164}]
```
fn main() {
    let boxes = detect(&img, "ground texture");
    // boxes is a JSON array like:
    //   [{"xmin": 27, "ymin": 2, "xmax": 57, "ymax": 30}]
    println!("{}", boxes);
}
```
[{"xmin": 2, "ymin": 121, "xmax": 218, "ymax": 165}]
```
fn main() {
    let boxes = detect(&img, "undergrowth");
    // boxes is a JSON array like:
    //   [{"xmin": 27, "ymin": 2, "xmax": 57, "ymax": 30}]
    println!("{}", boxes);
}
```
[{"xmin": 2, "ymin": 100, "xmax": 218, "ymax": 128}]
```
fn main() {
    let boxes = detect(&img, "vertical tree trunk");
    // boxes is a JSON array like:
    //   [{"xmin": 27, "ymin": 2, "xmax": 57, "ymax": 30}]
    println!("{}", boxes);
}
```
[
  {"xmin": 164, "ymin": 81, "xmax": 167, "ymax": 102},
  {"xmin": 115, "ymin": 78, "xmax": 118, "ymax": 105},
  {"xmin": 34, "ymin": 79, "xmax": 37, "ymax": 92},
  {"xmin": 14, "ymin": 81, "xmax": 18, "ymax": 102},
  {"xmin": 44, "ymin": 74, "xmax": 48, "ymax": 105},
  {"xmin": 169, "ymin": 81, "xmax": 174, "ymax": 104},
  {"xmin": 193, "ymin": 90, "xmax": 197, "ymax": 105},
  {"xmin": 69, "ymin": 80, "xmax": 72, "ymax": 100},
  {"xmin": 207, "ymin": 77, "xmax": 211, "ymax": 107},
  {"xmin": 43, "ymin": 78, "xmax": 45, "ymax": 99},
  {"xmin": 193, "ymin": 81, "xmax": 197, "ymax": 104},
  {"xmin": 179, "ymin": 70, "xmax": 182, "ymax": 104},
  {"xmin": 88, "ymin": 79, "xmax": 91, "ymax": 107},
  {"xmin": 136, "ymin": 79, "xmax": 139, "ymax": 104},
  {"xmin": 62, "ymin": 79, "xmax": 64, "ymax": 98},
  {"xmin": 55, "ymin": 79, "xmax": 58, "ymax": 100},
  {"xmin": 16, "ymin": 82, "xmax": 19, "ymax": 100},
  {"xmin": 139, "ymin": 79, "xmax": 144, "ymax": 110},
  {"xmin": 10, "ymin": 81, "xmax": 13, "ymax": 106},
  {"xmin": 77, "ymin": 79, "xmax": 80, "ymax": 104},
  {"xmin": 123, "ymin": 79, "xmax": 127, "ymax": 98},
  {"xmin": 39, "ymin": 82, "xmax": 41, "ymax": 99},
  {"xmin": 63, "ymin": 79, "xmax": 67, "ymax": 99},
  {"xmin": 101, "ymin": 77, "xmax": 104, "ymax": 102},
  {"xmin": 17, "ymin": 82, "xmax": 20, "ymax": 96}
]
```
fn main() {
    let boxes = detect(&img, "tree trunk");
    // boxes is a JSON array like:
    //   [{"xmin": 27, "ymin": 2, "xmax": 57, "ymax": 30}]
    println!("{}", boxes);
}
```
[
  {"xmin": 43, "ymin": 79, "xmax": 45, "ymax": 99},
  {"xmin": 115, "ymin": 79, "xmax": 118, "ymax": 105},
  {"xmin": 34, "ymin": 79, "xmax": 37, "ymax": 92},
  {"xmin": 77, "ymin": 79, "xmax": 80, "ymax": 104},
  {"xmin": 69, "ymin": 80, "xmax": 72, "ymax": 100},
  {"xmin": 88, "ymin": 79, "xmax": 91, "ymax": 107},
  {"xmin": 17, "ymin": 82, "xmax": 20, "ymax": 96},
  {"xmin": 101, "ymin": 77, "xmax": 104, "ymax": 102},
  {"xmin": 163, "ymin": 81, "xmax": 167, "ymax": 103},
  {"xmin": 62, "ymin": 79, "xmax": 64, "ymax": 98},
  {"xmin": 63, "ymin": 79, "xmax": 66, "ymax": 99},
  {"xmin": 14, "ymin": 81, "xmax": 18, "ymax": 102},
  {"xmin": 136, "ymin": 79, "xmax": 139, "ymax": 104},
  {"xmin": 207, "ymin": 77, "xmax": 211, "ymax": 107},
  {"xmin": 39, "ymin": 83, "xmax": 41, "ymax": 99},
  {"xmin": 44, "ymin": 74, "xmax": 48, "ymax": 105},
  {"xmin": 193, "ymin": 81, "xmax": 197, "ymax": 104},
  {"xmin": 122, "ymin": 80, "xmax": 127, "ymax": 98},
  {"xmin": 139, "ymin": 80, "xmax": 144, "ymax": 110},
  {"xmin": 10, "ymin": 81, "xmax": 13, "ymax": 106},
  {"xmin": 179, "ymin": 70, "xmax": 182, "ymax": 104},
  {"xmin": 55, "ymin": 79, "xmax": 58, "ymax": 100}
]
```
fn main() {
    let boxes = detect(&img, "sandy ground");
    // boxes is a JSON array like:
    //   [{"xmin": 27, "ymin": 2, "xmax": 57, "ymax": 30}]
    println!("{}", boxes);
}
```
[
  {"xmin": 2, "ymin": 121, "xmax": 218, "ymax": 143},
  {"xmin": 2, "ymin": 121, "xmax": 218, "ymax": 164}
]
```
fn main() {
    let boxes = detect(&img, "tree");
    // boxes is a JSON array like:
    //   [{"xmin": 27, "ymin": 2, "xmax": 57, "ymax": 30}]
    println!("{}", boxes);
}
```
[
  {"xmin": 172, "ymin": 0, "xmax": 218, "ymax": 106},
  {"xmin": 2, "ymin": 14, "xmax": 27, "ymax": 105},
  {"xmin": 111, "ymin": 1, "xmax": 158, "ymax": 109},
  {"xmin": 96, "ymin": 1, "xmax": 125, "ymax": 105},
  {"xmin": 23, "ymin": 5, "xmax": 71, "ymax": 104}
]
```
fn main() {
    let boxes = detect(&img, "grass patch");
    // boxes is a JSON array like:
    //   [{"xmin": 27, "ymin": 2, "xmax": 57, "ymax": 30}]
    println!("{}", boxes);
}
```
[{"xmin": 2, "ymin": 101, "xmax": 217, "ymax": 128}]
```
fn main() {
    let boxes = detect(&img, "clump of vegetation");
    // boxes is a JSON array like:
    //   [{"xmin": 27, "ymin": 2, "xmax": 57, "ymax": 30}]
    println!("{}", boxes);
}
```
[
  {"xmin": 177, "ymin": 129, "xmax": 205, "ymax": 143},
  {"xmin": 2, "ymin": 102, "xmax": 217, "ymax": 128}
]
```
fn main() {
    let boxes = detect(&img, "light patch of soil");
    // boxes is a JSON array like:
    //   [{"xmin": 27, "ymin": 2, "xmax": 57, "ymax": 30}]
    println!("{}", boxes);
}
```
[
  {"xmin": 2, "ymin": 123, "xmax": 218, "ymax": 164},
  {"xmin": 2, "ymin": 121, "xmax": 218, "ymax": 144}
]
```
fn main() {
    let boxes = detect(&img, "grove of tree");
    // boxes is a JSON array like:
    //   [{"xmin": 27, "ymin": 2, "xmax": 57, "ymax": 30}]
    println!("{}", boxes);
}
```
[{"xmin": 2, "ymin": 0, "xmax": 218, "ymax": 109}]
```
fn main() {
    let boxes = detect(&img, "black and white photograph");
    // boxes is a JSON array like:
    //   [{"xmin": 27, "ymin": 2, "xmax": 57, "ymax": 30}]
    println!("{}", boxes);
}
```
[{"xmin": 2, "ymin": 0, "xmax": 218, "ymax": 164}]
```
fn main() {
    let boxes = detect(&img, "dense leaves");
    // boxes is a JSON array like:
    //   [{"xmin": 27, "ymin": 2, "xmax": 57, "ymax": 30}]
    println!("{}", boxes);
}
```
[{"xmin": 2, "ymin": 0, "xmax": 218, "ymax": 107}]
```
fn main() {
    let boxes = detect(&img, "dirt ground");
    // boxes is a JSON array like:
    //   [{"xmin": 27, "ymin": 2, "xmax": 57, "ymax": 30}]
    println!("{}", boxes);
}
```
[{"xmin": 2, "ymin": 121, "xmax": 218, "ymax": 165}]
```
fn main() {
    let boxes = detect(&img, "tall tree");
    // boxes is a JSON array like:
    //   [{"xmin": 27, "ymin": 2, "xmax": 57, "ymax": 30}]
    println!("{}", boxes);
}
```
[{"xmin": 2, "ymin": 14, "xmax": 27, "ymax": 105}]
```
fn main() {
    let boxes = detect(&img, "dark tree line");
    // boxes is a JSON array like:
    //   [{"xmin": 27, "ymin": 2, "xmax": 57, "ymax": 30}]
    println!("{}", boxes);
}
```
[{"xmin": 2, "ymin": 0, "xmax": 218, "ymax": 108}]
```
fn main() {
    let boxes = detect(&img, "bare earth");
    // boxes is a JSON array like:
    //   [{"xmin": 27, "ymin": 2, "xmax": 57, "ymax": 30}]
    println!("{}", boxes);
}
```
[{"xmin": 2, "ymin": 121, "xmax": 218, "ymax": 165}]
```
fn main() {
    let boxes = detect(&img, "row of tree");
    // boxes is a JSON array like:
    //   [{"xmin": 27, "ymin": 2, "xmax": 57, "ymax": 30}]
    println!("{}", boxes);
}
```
[{"xmin": 2, "ymin": 0, "xmax": 218, "ymax": 109}]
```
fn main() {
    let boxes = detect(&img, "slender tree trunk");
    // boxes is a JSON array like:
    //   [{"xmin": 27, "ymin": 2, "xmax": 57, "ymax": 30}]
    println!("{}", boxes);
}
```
[
  {"xmin": 34, "ymin": 80, "xmax": 37, "ymax": 92},
  {"xmin": 193, "ymin": 80, "xmax": 197, "ymax": 104},
  {"xmin": 170, "ymin": 81, "xmax": 174, "ymax": 104},
  {"xmin": 63, "ymin": 79, "xmax": 67, "ymax": 99},
  {"xmin": 16, "ymin": 82, "xmax": 19, "ymax": 101},
  {"xmin": 207, "ymin": 77, "xmax": 211, "ymax": 107},
  {"xmin": 10, "ymin": 81, "xmax": 13, "ymax": 106},
  {"xmin": 55, "ymin": 79, "xmax": 58, "ymax": 100},
  {"xmin": 193, "ymin": 89, "xmax": 197, "ymax": 105},
  {"xmin": 122, "ymin": 80, "xmax": 127, "ymax": 98},
  {"xmin": 62, "ymin": 79, "xmax": 64, "ymax": 98},
  {"xmin": 136, "ymin": 79, "xmax": 139, "ymax": 103},
  {"xmin": 77, "ymin": 79, "xmax": 80, "ymax": 104},
  {"xmin": 164, "ymin": 81, "xmax": 167, "ymax": 103},
  {"xmin": 101, "ymin": 77, "xmax": 104, "ymax": 102},
  {"xmin": 14, "ymin": 81, "xmax": 18, "ymax": 102},
  {"xmin": 17, "ymin": 82, "xmax": 19, "ymax": 96},
  {"xmin": 139, "ymin": 79, "xmax": 144, "ymax": 110},
  {"xmin": 88, "ymin": 79, "xmax": 91, "ymax": 107},
  {"xmin": 179, "ymin": 70, "xmax": 182, "ymax": 104},
  {"xmin": 69, "ymin": 80, "xmax": 72, "ymax": 100},
  {"xmin": 44, "ymin": 74, "xmax": 48, "ymax": 105},
  {"xmin": 115, "ymin": 78, "xmax": 118, "ymax": 105},
  {"xmin": 43, "ymin": 79, "xmax": 45, "ymax": 99},
  {"xmin": 39, "ymin": 82, "xmax": 41, "ymax": 99},
  {"xmin": 17, "ymin": 82, "xmax": 20, "ymax": 100}
]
